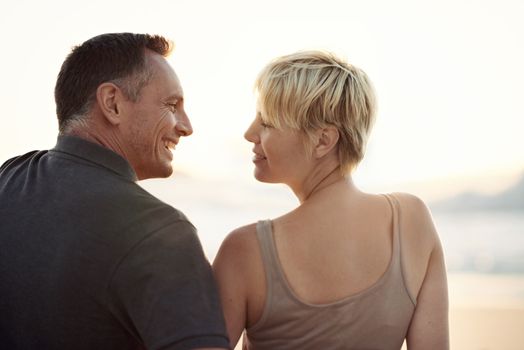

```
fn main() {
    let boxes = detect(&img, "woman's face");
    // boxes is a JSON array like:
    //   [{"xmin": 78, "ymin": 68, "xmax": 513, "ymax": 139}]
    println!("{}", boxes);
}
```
[{"xmin": 244, "ymin": 110, "xmax": 311, "ymax": 186}]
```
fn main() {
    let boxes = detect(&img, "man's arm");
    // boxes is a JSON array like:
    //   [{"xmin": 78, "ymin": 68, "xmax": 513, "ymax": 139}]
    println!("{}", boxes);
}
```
[{"xmin": 109, "ymin": 219, "xmax": 230, "ymax": 350}]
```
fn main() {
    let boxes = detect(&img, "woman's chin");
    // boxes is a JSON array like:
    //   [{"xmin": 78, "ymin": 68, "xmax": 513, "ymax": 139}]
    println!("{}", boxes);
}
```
[{"xmin": 253, "ymin": 171, "xmax": 279, "ymax": 184}]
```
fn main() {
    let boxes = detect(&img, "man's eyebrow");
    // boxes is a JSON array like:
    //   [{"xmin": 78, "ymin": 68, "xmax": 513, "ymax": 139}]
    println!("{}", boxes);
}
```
[{"xmin": 166, "ymin": 94, "xmax": 183, "ymax": 101}]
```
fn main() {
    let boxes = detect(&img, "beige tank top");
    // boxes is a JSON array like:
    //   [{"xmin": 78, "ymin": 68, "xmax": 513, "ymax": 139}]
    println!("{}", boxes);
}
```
[{"xmin": 244, "ymin": 194, "xmax": 416, "ymax": 350}]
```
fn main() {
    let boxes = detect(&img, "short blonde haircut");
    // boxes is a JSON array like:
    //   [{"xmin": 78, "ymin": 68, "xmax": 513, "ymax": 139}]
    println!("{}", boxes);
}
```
[{"xmin": 255, "ymin": 50, "xmax": 376, "ymax": 174}]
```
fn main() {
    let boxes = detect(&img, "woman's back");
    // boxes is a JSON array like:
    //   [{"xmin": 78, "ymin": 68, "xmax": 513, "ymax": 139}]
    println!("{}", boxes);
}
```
[
  {"xmin": 269, "ymin": 187, "xmax": 398, "ymax": 306},
  {"xmin": 245, "ymin": 191, "xmax": 415, "ymax": 349},
  {"xmin": 214, "ymin": 185, "xmax": 447, "ymax": 349}
]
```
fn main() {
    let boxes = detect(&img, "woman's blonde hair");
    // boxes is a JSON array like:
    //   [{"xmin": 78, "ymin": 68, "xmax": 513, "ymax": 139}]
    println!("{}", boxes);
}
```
[{"xmin": 255, "ymin": 50, "xmax": 376, "ymax": 174}]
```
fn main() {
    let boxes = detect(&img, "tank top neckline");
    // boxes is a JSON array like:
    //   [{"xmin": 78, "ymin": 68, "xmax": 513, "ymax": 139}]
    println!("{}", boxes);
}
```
[{"xmin": 258, "ymin": 193, "xmax": 401, "ymax": 308}]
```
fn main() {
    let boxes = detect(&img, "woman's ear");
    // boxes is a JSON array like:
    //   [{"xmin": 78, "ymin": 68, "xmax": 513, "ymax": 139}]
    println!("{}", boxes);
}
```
[
  {"xmin": 96, "ymin": 83, "xmax": 123, "ymax": 125},
  {"xmin": 314, "ymin": 126, "xmax": 339, "ymax": 158}
]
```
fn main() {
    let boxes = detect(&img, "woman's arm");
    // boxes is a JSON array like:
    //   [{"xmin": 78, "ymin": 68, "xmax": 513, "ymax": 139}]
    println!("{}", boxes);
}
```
[
  {"xmin": 406, "ymin": 238, "xmax": 449, "ymax": 349},
  {"xmin": 399, "ymin": 194, "xmax": 449, "ymax": 349},
  {"xmin": 213, "ymin": 225, "xmax": 260, "ymax": 348}
]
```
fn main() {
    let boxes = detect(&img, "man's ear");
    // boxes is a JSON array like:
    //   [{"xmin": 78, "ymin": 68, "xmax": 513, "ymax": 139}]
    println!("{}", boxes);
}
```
[
  {"xmin": 96, "ymin": 83, "xmax": 124, "ymax": 125},
  {"xmin": 314, "ymin": 125, "xmax": 340, "ymax": 158}
]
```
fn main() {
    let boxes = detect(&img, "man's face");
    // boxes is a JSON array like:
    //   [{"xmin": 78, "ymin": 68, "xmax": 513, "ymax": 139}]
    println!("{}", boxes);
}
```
[{"xmin": 119, "ymin": 53, "xmax": 192, "ymax": 180}]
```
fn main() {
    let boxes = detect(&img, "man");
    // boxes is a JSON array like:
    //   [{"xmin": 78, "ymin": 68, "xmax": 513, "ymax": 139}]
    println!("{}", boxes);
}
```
[{"xmin": 0, "ymin": 33, "xmax": 229, "ymax": 350}]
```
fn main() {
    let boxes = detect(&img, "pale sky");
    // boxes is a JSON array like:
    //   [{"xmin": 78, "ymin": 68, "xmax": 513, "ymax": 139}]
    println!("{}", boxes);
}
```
[{"xmin": 1, "ymin": 0, "xmax": 523, "ymax": 201}]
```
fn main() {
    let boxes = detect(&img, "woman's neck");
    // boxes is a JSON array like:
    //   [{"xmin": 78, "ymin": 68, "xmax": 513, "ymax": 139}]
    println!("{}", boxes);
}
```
[{"xmin": 294, "ymin": 164, "xmax": 350, "ymax": 203}]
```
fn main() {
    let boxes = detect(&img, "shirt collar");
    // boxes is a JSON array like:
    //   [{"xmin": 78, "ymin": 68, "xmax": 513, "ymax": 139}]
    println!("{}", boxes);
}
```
[{"xmin": 51, "ymin": 135, "xmax": 137, "ymax": 181}]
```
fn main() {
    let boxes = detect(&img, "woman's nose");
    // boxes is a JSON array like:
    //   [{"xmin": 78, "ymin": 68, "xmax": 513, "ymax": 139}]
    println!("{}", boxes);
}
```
[{"xmin": 244, "ymin": 119, "xmax": 259, "ymax": 143}]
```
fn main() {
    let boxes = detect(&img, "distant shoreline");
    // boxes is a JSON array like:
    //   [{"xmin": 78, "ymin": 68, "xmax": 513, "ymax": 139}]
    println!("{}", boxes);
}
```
[{"xmin": 448, "ymin": 272, "xmax": 524, "ymax": 309}]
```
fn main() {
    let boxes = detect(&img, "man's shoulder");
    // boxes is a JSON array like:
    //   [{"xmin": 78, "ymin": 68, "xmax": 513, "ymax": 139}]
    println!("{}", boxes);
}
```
[
  {"xmin": 0, "ymin": 150, "xmax": 47, "ymax": 173},
  {"xmin": 142, "ymin": 193, "xmax": 194, "ymax": 231},
  {"xmin": 103, "ymin": 182, "xmax": 194, "ymax": 234},
  {"xmin": 123, "ymin": 183, "xmax": 189, "ymax": 219}
]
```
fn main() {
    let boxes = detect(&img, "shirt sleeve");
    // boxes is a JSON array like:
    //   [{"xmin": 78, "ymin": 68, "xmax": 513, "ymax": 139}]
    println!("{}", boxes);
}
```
[{"xmin": 108, "ymin": 219, "xmax": 230, "ymax": 350}]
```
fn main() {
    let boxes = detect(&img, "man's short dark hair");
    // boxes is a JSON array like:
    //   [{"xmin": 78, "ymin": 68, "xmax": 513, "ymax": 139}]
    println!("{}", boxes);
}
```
[{"xmin": 54, "ymin": 33, "xmax": 173, "ymax": 132}]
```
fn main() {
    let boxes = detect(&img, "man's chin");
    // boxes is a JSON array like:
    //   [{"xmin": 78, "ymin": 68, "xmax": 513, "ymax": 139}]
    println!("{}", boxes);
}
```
[
  {"xmin": 136, "ymin": 165, "xmax": 173, "ymax": 181},
  {"xmin": 157, "ymin": 166, "xmax": 174, "ymax": 179}
]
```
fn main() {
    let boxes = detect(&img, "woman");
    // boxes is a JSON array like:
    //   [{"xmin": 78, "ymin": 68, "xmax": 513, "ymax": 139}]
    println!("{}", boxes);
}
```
[{"xmin": 213, "ymin": 51, "xmax": 449, "ymax": 349}]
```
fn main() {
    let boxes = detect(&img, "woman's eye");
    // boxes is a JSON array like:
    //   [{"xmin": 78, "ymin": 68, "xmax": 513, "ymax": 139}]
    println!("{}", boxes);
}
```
[{"xmin": 260, "ymin": 122, "xmax": 272, "ymax": 128}]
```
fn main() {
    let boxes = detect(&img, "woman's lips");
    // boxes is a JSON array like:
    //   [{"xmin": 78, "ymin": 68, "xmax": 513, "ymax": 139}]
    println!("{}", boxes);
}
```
[{"xmin": 252, "ymin": 153, "xmax": 266, "ymax": 161}]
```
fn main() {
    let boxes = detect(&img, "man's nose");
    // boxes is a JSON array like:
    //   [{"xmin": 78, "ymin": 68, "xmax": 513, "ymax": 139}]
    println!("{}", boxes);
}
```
[{"xmin": 175, "ymin": 110, "xmax": 193, "ymax": 136}]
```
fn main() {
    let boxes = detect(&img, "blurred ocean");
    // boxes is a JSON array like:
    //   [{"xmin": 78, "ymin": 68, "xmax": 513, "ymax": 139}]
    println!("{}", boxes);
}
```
[
  {"xmin": 433, "ymin": 210, "xmax": 524, "ymax": 274},
  {"xmin": 431, "ymin": 210, "xmax": 524, "ymax": 308}
]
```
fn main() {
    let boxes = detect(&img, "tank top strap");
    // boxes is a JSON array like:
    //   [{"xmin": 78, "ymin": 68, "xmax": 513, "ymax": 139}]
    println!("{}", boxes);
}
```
[
  {"xmin": 383, "ymin": 194, "xmax": 400, "ymax": 264},
  {"xmin": 255, "ymin": 220, "xmax": 280, "ymax": 308},
  {"xmin": 383, "ymin": 193, "xmax": 417, "ymax": 305}
]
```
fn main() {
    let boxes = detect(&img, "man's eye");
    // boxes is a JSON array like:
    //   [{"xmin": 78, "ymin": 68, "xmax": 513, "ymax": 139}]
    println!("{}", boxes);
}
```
[{"xmin": 168, "ymin": 104, "xmax": 177, "ymax": 113}]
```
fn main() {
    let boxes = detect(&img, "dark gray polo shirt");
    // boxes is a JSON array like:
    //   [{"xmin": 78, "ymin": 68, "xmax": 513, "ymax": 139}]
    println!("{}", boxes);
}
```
[{"xmin": 0, "ymin": 136, "xmax": 229, "ymax": 350}]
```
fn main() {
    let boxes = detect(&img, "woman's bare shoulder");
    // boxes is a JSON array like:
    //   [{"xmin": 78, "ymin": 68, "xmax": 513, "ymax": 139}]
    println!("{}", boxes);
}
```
[
  {"xmin": 389, "ymin": 192, "xmax": 440, "ymax": 244},
  {"xmin": 215, "ymin": 223, "xmax": 260, "ymax": 265}
]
